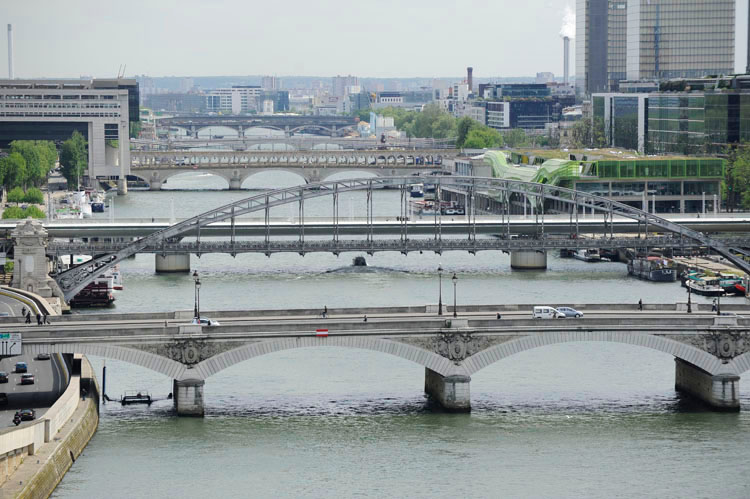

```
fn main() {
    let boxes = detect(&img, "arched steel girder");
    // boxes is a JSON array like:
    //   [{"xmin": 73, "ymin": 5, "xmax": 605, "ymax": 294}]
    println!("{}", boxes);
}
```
[{"xmin": 53, "ymin": 176, "xmax": 750, "ymax": 301}]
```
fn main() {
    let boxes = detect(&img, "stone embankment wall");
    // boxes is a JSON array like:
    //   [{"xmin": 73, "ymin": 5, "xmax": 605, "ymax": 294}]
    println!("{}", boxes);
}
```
[{"xmin": 1, "ymin": 356, "xmax": 99, "ymax": 498}]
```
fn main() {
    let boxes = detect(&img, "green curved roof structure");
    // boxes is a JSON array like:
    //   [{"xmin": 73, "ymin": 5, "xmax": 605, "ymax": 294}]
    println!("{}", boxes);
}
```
[{"xmin": 483, "ymin": 151, "xmax": 582, "ymax": 185}]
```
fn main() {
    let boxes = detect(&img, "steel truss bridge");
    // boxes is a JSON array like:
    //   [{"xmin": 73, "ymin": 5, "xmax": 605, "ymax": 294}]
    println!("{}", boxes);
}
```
[{"xmin": 53, "ymin": 176, "xmax": 750, "ymax": 302}]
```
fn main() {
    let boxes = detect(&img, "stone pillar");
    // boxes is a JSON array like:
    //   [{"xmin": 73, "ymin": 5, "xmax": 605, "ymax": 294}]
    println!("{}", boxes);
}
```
[
  {"xmin": 424, "ymin": 368, "xmax": 471, "ymax": 412},
  {"xmin": 173, "ymin": 379, "xmax": 205, "ymax": 417},
  {"xmin": 155, "ymin": 254, "xmax": 191, "ymax": 273},
  {"xmin": 229, "ymin": 175, "xmax": 242, "ymax": 190},
  {"xmin": 118, "ymin": 119, "xmax": 129, "ymax": 195},
  {"xmin": 510, "ymin": 250, "xmax": 547, "ymax": 269},
  {"xmin": 674, "ymin": 359, "xmax": 739, "ymax": 411},
  {"xmin": 12, "ymin": 220, "xmax": 53, "ymax": 297}
]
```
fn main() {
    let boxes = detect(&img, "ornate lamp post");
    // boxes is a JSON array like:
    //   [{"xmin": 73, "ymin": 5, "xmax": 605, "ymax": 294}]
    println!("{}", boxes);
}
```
[
  {"xmin": 437, "ymin": 264, "xmax": 443, "ymax": 316},
  {"xmin": 452, "ymin": 273, "xmax": 458, "ymax": 318},
  {"xmin": 193, "ymin": 270, "xmax": 201, "ymax": 320}
]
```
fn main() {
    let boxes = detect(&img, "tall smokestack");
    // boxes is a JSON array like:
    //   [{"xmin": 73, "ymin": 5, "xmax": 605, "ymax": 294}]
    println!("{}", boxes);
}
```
[
  {"xmin": 467, "ymin": 67, "xmax": 473, "ymax": 92},
  {"xmin": 563, "ymin": 36, "xmax": 570, "ymax": 85},
  {"xmin": 7, "ymin": 24, "xmax": 13, "ymax": 79}
]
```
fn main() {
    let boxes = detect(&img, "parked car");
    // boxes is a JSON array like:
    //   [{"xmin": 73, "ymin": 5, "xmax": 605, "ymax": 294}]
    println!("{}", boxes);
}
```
[
  {"xmin": 36, "ymin": 353, "xmax": 51, "ymax": 360},
  {"xmin": 20, "ymin": 374, "xmax": 35, "ymax": 385},
  {"xmin": 15, "ymin": 409, "xmax": 35, "ymax": 421},
  {"xmin": 532, "ymin": 306, "xmax": 566, "ymax": 319},
  {"xmin": 0, "ymin": 372, "xmax": 7, "ymax": 383},
  {"xmin": 556, "ymin": 307, "xmax": 584, "ymax": 318},
  {"xmin": 190, "ymin": 317, "xmax": 220, "ymax": 327},
  {"xmin": 14, "ymin": 362, "xmax": 27, "ymax": 373}
]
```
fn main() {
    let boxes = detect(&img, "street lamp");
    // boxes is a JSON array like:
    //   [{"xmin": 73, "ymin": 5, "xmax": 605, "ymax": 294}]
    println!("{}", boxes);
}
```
[
  {"xmin": 193, "ymin": 270, "xmax": 201, "ymax": 320},
  {"xmin": 437, "ymin": 264, "xmax": 443, "ymax": 316},
  {"xmin": 452, "ymin": 273, "xmax": 458, "ymax": 318}
]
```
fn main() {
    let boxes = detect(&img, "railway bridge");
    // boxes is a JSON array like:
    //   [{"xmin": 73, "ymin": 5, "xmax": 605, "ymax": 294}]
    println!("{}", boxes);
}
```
[{"xmin": 7, "ymin": 305, "xmax": 749, "ymax": 416}]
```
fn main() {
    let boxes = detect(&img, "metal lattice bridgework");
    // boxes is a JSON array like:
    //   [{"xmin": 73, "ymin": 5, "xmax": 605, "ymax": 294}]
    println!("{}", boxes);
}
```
[{"xmin": 53, "ymin": 176, "xmax": 750, "ymax": 301}]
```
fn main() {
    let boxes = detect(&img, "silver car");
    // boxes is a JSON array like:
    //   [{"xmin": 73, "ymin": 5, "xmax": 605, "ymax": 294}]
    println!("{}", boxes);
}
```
[{"xmin": 556, "ymin": 307, "xmax": 584, "ymax": 318}]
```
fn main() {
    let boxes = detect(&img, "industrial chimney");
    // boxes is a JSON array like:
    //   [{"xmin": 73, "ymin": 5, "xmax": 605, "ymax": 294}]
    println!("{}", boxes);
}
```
[
  {"xmin": 7, "ymin": 24, "xmax": 13, "ymax": 79},
  {"xmin": 563, "ymin": 36, "xmax": 570, "ymax": 86},
  {"xmin": 467, "ymin": 67, "xmax": 473, "ymax": 92}
]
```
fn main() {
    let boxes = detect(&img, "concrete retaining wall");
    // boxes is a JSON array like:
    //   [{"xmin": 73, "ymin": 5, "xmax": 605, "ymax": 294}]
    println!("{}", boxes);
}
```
[{"xmin": 12, "ymin": 357, "xmax": 99, "ymax": 499}]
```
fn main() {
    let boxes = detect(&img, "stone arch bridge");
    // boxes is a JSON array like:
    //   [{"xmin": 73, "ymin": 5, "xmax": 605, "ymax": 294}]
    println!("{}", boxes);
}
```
[
  {"xmin": 14, "ymin": 307, "xmax": 750, "ymax": 416},
  {"xmin": 130, "ymin": 149, "xmax": 448, "ymax": 188}
]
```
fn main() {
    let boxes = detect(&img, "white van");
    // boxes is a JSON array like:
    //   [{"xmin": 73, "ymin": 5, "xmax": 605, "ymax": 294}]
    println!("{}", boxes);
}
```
[{"xmin": 533, "ymin": 306, "xmax": 566, "ymax": 319}]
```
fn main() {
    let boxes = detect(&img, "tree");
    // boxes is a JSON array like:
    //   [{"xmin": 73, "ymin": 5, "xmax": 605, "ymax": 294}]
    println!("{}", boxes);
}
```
[
  {"xmin": 502, "ymin": 129, "xmax": 529, "ymax": 148},
  {"xmin": 0, "ymin": 153, "xmax": 27, "ymax": 192},
  {"xmin": 2, "ymin": 206, "xmax": 25, "ymax": 219},
  {"xmin": 129, "ymin": 121, "xmax": 142, "ymax": 139},
  {"xmin": 456, "ymin": 117, "xmax": 479, "ymax": 147},
  {"xmin": 724, "ymin": 145, "xmax": 750, "ymax": 211},
  {"xmin": 60, "ymin": 131, "xmax": 88, "ymax": 188},
  {"xmin": 463, "ymin": 127, "xmax": 504, "ymax": 149},
  {"xmin": 23, "ymin": 187, "xmax": 44, "ymax": 205},
  {"xmin": 23, "ymin": 205, "xmax": 45, "ymax": 218},
  {"xmin": 571, "ymin": 119, "xmax": 592, "ymax": 148},
  {"xmin": 8, "ymin": 140, "xmax": 57, "ymax": 187},
  {"xmin": 6, "ymin": 187, "xmax": 25, "ymax": 204}
]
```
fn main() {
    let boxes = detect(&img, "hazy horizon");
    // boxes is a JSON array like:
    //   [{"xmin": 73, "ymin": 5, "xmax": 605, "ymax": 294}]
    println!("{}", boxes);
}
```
[{"xmin": 2, "ymin": 0, "xmax": 748, "ymax": 81}]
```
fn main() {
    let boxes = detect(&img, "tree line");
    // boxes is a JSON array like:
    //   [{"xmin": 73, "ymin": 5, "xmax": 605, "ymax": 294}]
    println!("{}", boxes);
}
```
[{"xmin": 356, "ymin": 105, "xmax": 552, "ymax": 148}]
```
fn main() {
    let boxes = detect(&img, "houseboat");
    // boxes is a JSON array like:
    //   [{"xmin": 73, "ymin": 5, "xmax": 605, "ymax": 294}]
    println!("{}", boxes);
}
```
[{"xmin": 627, "ymin": 257, "xmax": 677, "ymax": 282}]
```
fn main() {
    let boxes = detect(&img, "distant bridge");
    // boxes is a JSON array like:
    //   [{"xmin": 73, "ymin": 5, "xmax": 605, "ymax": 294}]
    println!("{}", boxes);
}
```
[
  {"xmin": 132, "ymin": 137, "xmax": 456, "ymax": 151},
  {"xmin": 130, "ymin": 149, "xmax": 450, "ymax": 188},
  {"xmin": 156, "ymin": 115, "xmax": 358, "ymax": 138},
  {"xmin": 44, "ymin": 176, "xmax": 750, "ymax": 303},
  {"xmin": 8, "ymin": 305, "xmax": 750, "ymax": 415}
]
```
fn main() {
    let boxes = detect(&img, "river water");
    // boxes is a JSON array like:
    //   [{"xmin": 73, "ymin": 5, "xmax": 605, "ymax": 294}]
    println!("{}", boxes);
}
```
[{"xmin": 52, "ymin": 173, "xmax": 750, "ymax": 498}]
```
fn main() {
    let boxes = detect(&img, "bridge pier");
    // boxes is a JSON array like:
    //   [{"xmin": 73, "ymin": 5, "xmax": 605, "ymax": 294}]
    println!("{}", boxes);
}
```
[
  {"xmin": 674, "ymin": 359, "xmax": 739, "ymax": 411},
  {"xmin": 173, "ymin": 379, "xmax": 205, "ymax": 417},
  {"xmin": 155, "ymin": 254, "xmax": 191, "ymax": 273},
  {"xmin": 424, "ymin": 368, "xmax": 471, "ymax": 412},
  {"xmin": 510, "ymin": 250, "xmax": 547, "ymax": 269},
  {"xmin": 117, "ymin": 178, "xmax": 128, "ymax": 195},
  {"xmin": 229, "ymin": 177, "xmax": 243, "ymax": 190}
]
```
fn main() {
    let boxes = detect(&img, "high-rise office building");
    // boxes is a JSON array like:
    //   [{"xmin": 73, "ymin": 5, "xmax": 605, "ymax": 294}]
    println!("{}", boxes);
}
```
[
  {"xmin": 626, "ymin": 0, "xmax": 735, "ymax": 81},
  {"xmin": 577, "ymin": 0, "xmax": 735, "ymax": 96},
  {"xmin": 332, "ymin": 75, "xmax": 359, "ymax": 97}
]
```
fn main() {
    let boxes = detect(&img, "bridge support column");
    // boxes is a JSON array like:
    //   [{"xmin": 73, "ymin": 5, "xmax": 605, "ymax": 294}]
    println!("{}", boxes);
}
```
[
  {"xmin": 117, "ymin": 178, "xmax": 128, "ymax": 195},
  {"xmin": 229, "ymin": 177, "xmax": 242, "ymax": 190},
  {"xmin": 674, "ymin": 359, "xmax": 739, "ymax": 411},
  {"xmin": 510, "ymin": 250, "xmax": 547, "ymax": 269},
  {"xmin": 155, "ymin": 254, "xmax": 191, "ymax": 273},
  {"xmin": 424, "ymin": 368, "xmax": 471, "ymax": 412},
  {"xmin": 173, "ymin": 379, "xmax": 205, "ymax": 417}
]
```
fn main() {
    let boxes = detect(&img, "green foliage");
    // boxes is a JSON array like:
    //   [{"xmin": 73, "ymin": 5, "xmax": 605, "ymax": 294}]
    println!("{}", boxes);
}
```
[
  {"xmin": 502, "ymin": 129, "xmax": 529, "ymax": 148},
  {"xmin": 2, "ymin": 205, "xmax": 45, "ymax": 219},
  {"xmin": 2, "ymin": 206, "xmax": 25, "ymax": 219},
  {"xmin": 464, "ymin": 127, "xmax": 504, "ymax": 149},
  {"xmin": 23, "ymin": 187, "xmax": 44, "ymax": 205},
  {"xmin": 723, "ymin": 145, "xmax": 750, "ymax": 212},
  {"xmin": 4, "ymin": 261, "xmax": 13, "ymax": 274},
  {"xmin": 106, "ymin": 140, "xmax": 119, "ymax": 149},
  {"xmin": 456, "ymin": 117, "xmax": 479, "ymax": 147},
  {"xmin": 60, "ymin": 131, "xmax": 88, "ymax": 188},
  {"xmin": 129, "ymin": 121, "xmax": 142, "ymax": 139},
  {"xmin": 373, "ymin": 104, "xmax": 457, "ymax": 140},
  {"xmin": 355, "ymin": 108, "xmax": 372, "ymax": 122},
  {"xmin": 570, "ymin": 119, "xmax": 592, "ymax": 148},
  {"xmin": 23, "ymin": 205, "xmax": 45, "ymax": 218},
  {"xmin": 8, "ymin": 140, "xmax": 56, "ymax": 187},
  {"xmin": 6, "ymin": 186, "xmax": 25, "ymax": 204},
  {"xmin": 0, "ymin": 154, "xmax": 26, "ymax": 192}
]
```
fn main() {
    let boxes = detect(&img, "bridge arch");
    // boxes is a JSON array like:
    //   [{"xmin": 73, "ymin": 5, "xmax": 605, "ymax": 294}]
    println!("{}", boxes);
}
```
[
  {"xmin": 27, "ymin": 343, "xmax": 189, "ymax": 379},
  {"xmin": 150, "ymin": 169, "xmax": 231, "ymax": 189},
  {"xmin": 192, "ymin": 337, "xmax": 462, "ymax": 380},
  {"xmin": 727, "ymin": 351, "xmax": 750, "ymax": 375},
  {"xmin": 462, "ymin": 332, "xmax": 729, "ymax": 376},
  {"xmin": 240, "ymin": 168, "xmax": 309, "ymax": 187},
  {"xmin": 55, "ymin": 176, "xmax": 750, "ymax": 301}
]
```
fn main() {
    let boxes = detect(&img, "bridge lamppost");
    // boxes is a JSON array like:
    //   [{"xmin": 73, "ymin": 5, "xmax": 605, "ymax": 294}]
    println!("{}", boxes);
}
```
[
  {"xmin": 193, "ymin": 270, "xmax": 201, "ymax": 320},
  {"xmin": 437, "ymin": 264, "xmax": 444, "ymax": 316},
  {"xmin": 452, "ymin": 273, "xmax": 458, "ymax": 318}
]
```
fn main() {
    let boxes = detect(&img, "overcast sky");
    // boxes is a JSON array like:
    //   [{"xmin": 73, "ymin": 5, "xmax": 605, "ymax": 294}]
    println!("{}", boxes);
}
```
[{"xmin": 2, "ymin": 0, "xmax": 748, "ymax": 80}]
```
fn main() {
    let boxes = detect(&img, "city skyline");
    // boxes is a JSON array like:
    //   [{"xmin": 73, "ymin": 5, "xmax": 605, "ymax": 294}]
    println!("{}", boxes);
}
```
[{"xmin": 4, "ymin": 0, "xmax": 746, "ymax": 81}]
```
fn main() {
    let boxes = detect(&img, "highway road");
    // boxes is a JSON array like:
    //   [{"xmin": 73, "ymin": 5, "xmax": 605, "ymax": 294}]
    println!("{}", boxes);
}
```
[{"xmin": 0, "ymin": 293, "xmax": 67, "ymax": 427}]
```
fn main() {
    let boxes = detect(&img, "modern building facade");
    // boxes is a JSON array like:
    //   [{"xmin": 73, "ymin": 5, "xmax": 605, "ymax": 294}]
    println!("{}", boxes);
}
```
[
  {"xmin": 577, "ymin": 0, "xmax": 735, "ymax": 95},
  {"xmin": 0, "ymin": 78, "xmax": 139, "ymax": 187},
  {"xmin": 205, "ymin": 86, "xmax": 262, "ymax": 114},
  {"xmin": 626, "ymin": 0, "xmax": 735, "ymax": 81}
]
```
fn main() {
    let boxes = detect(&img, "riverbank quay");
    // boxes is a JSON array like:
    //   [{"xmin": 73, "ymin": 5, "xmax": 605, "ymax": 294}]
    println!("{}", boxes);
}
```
[{"xmin": 0, "ymin": 355, "xmax": 99, "ymax": 498}]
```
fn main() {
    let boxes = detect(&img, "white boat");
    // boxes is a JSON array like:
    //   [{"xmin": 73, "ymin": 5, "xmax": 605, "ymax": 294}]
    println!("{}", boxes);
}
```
[
  {"xmin": 409, "ymin": 184, "xmax": 425, "ymax": 198},
  {"xmin": 111, "ymin": 264, "xmax": 124, "ymax": 290},
  {"xmin": 573, "ymin": 249, "xmax": 602, "ymax": 262}
]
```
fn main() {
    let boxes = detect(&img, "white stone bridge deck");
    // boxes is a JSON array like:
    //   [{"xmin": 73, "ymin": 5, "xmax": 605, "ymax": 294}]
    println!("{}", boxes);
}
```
[{"xmin": 6, "ymin": 304, "xmax": 749, "ymax": 415}]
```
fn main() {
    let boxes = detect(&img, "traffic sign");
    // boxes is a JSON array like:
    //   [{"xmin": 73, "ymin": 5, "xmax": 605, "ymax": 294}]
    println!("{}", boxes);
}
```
[{"xmin": 0, "ymin": 333, "xmax": 22, "ymax": 356}]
